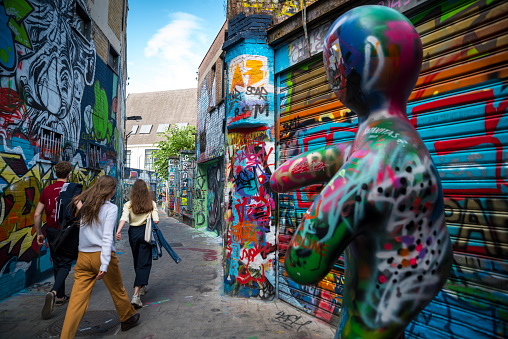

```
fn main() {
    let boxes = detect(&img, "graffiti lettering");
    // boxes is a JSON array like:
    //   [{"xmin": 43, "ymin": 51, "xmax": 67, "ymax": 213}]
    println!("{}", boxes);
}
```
[
  {"xmin": 269, "ymin": 311, "xmax": 312, "ymax": 331},
  {"xmin": 245, "ymin": 86, "xmax": 268, "ymax": 100},
  {"xmin": 289, "ymin": 234, "xmax": 329, "ymax": 258}
]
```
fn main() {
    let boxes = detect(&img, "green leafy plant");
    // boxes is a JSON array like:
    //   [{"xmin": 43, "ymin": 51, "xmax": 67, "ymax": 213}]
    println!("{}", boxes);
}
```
[{"xmin": 151, "ymin": 125, "xmax": 196, "ymax": 180}]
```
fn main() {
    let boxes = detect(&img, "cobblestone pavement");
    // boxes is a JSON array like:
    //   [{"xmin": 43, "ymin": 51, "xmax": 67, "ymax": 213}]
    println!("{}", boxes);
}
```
[{"xmin": 0, "ymin": 210, "xmax": 336, "ymax": 338}]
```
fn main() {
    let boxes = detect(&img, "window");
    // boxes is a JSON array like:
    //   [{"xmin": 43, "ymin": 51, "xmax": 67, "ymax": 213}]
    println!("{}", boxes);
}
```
[
  {"xmin": 125, "ymin": 150, "xmax": 131, "ymax": 168},
  {"xmin": 89, "ymin": 144, "xmax": 101, "ymax": 168},
  {"xmin": 145, "ymin": 149, "xmax": 157, "ymax": 170},
  {"xmin": 139, "ymin": 124, "xmax": 153, "ymax": 134},
  {"xmin": 108, "ymin": 44, "xmax": 119, "ymax": 73},
  {"xmin": 130, "ymin": 125, "xmax": 139, "ymax": 134},
  {"xmin": 156, "ymin": 124, "xmax": 171, "ymax": 133},
  {"xmin": 40, "ymin": 127, "xmax": 63, "ymax": 162},
  {"xmin": 174, "ymin": 122, "xmax": 189, "ymax": 129},
  {"xmin": 74, "ymin": 1, "xmax": 91, "ymax": 40}
]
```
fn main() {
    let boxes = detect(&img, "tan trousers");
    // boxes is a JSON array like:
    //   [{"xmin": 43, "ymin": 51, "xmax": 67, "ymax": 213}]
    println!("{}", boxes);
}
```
[{"xmin": 60, "ymin": 251, "xmax": 135, "ymax": 339}]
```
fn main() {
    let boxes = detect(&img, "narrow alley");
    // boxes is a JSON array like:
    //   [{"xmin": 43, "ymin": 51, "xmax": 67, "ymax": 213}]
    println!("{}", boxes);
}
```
[{"xmin": 0, "ymin": 209, "xmax": 335, "ymax": 339}]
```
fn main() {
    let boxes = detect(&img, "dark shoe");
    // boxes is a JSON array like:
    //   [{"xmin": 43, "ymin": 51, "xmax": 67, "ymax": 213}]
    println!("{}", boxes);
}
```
[
  {"xmin": 121, "ymin": 313, "xmax": 140, "ymax": 331},
  {"xmin": 41, "ymin": 292, "xmax": 55, "ymax": 319},
  {"xmin": 55, "ymin": 295, "xmax": 70, "ymax": 306}
]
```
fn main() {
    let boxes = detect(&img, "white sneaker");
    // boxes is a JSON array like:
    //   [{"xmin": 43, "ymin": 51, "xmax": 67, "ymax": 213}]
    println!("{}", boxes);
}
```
[
  {"xmin": 139, "ymin": 286, "xmax": 147, "ymax": 296},
  {"xmin": 131, "ymin": 294, "xmax": 142, "ymax": 309}
]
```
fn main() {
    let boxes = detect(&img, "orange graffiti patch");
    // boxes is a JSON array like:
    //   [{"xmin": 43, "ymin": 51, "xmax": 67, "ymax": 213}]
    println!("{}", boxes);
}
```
[
  {"xmin": 231, "ymin": 221, "xmax": 258, "ymax": 244},
  {"xmin": 245, "ymin": 60, "xmax": 265, "ymax": 87},
  {"xmin": 230, "ymin": 64, "xmax": 245, "ymax": 92},
  {"xmin": 399, "ymin": 248, "xmax": 410, "ymax": 257}
]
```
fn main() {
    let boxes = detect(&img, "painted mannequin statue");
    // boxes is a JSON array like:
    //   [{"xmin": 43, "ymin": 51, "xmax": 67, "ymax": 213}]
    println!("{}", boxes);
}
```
[{"xmin": 270, "ymin": 6, "xmax": 453, "ymax": 339}]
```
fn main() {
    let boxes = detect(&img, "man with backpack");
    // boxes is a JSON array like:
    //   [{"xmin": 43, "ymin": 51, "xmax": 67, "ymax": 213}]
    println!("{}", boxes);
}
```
[{"xmin": 34, "ymin": 161, "xmax": 82, "ymax": 320}]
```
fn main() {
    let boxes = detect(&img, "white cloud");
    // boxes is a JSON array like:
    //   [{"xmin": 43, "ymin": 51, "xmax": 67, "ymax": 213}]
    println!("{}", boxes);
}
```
[{"xmin": 128, "ymin": 12, "xmax": 207, "ymax": 93}]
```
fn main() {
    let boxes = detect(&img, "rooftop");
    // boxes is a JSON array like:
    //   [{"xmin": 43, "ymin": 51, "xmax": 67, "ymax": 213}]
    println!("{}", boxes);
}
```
[{"xmin": 126, "ymin": 88, "xmax": 197, "ymax": 146}]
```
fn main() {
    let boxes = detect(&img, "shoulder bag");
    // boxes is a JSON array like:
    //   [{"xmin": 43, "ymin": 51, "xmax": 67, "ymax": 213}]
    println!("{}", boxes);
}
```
[{"xmin": 144, "ymin": 211, "xmax": 153, "ymax": 243}]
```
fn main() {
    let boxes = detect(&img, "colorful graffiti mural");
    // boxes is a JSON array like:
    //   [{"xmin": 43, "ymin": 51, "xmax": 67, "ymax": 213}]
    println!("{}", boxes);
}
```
[
  {"xmin": 228, "ymin": 0, "xmax": 319, "ymax": 24},
  {"xmin": 194, "ymin": 160, "xmax": 224, "ymax": 235},
  {"xmin": 227, "ymin": 53, "xmax": 274, "ymax": 128},
  {"xmin": 179, "ymin": 151, "xmax": 195, "ymax": 222},
  {"xmin": 194, "ymin": 164, "xmax": 207, "ymax": 229},
  {"xmin": 225, "ymin": 130, "xmax": 276, "ymax": 299},
  {"xmin": 223, "ymin": 37, "xmax": 278, "ymax": 298},
  {"xmin": 207, "ymin": 161, "xmax": 224, "ymax": 235},
  {"xmin": 0, "ymin": 0, "xmax": 124, "ymax": 300},
  {"xmin": 168, "ymin": 157, "xmax": 179, "ymax": 215}
]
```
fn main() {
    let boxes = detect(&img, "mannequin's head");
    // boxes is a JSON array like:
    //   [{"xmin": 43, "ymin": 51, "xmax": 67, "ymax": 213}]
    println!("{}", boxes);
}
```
[{"xmin": 323, "ymin": 6, "xmax": 422, "ymax": 116}]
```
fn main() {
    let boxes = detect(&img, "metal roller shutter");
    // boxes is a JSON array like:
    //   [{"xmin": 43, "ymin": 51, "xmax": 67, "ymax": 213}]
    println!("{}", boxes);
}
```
[
  {"xmin": 277, "ymin": 56, "xmax": 356, "ymax": 325},
  {"xmin": 275, "ymin": 0, "xmax": 508, "ymax": 336}
]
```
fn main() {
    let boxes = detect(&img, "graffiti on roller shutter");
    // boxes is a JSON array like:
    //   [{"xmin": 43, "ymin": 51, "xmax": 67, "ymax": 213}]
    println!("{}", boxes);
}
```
[{"xmin": 224, "ymin": 130, "xmax": 276, "ymax": 299}]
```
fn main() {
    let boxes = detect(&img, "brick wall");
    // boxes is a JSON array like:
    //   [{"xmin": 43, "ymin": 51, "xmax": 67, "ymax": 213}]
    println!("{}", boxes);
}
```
[
  {"xmin": 93, "ymin": 21, "xmax": 110, "ymax": 64},
  {"xmin": 198, "ymin": 22, "xmax": 227, "ymax": 81},
  {"xmin": 108, "ymin": 0, "xmax": 123, "ymax": 41},
  {"xmin": 197, "ymin": 22, "xmax": 228, "ymax": 163}
]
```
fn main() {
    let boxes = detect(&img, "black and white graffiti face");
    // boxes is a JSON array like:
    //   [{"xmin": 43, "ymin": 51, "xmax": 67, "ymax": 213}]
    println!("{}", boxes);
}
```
[{"xmin": 15, "ymin": 0, "xmax": 95, "ymax": 147}]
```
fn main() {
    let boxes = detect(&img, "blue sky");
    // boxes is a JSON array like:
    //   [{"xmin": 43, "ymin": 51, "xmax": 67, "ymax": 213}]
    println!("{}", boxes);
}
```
[{"xmin": 126, "ymin": 0, "xmax": 226, "ymax": 93}]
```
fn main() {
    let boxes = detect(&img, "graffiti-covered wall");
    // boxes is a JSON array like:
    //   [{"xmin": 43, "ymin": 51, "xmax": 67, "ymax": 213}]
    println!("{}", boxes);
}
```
[
  {"xmin": 272, "ymin": 0, "xmax": 508, "ymax": 337},
  {"xmin": 167, "ymin": 157, "xmax": 179, "ymax": 215},
  {"xmin": 195, "ymin": 164, "xmax": 208, "ymax": 229},
  {"xmin": 196, "ymin": 22, "xmax": 226, "ymax": 234},
  {"xmin": 0, "ymin": 0, "xmax": 125, "ymax": 300},
  {"xmin": 179, "ymin": 151, "xmax": 195, "ymax": 225},
  {"xmin": 226, "ymin": 0, "xmax": 319, "ymax": 25},
  {"xmin": 223, "ymin": 13, "xmax": 277, "ymax": 298},
  {"xmin": 197, "ymin": 22, "xmax": 225, "ymax": 163},
  {"xmin": 194, "ymin": 159, "xmax": 225, "ymax": 235}
]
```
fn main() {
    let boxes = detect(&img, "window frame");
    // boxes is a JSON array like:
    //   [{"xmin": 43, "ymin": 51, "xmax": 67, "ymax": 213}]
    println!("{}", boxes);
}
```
[
  {"xmin": 156, "ymin": 124, "xmax": 171, "ymax": 134},
  {"xmin": 89, "ymin": 143, "xmax": 102, "ymax": 169},
  {"xmin": 139, "ymin": 124, "xmax": 153, "ymax": 134},
  {"xmin": 108, "ymin": 43, "xmax": 119, "ymax": 74},
  {"xmin": 39, "ymin": 127, "xmax": 63, "ymax": 163},
  {"xmin": 144, "ymin": 149, "xmax": 157, "ymax": 170},
  {"xmin": 73, "ymin": 0, "xmax": 92, "ymax": 41},
  {"xmin": 125, "ymin": 150, "xmax": 131, "ymax": 168}
]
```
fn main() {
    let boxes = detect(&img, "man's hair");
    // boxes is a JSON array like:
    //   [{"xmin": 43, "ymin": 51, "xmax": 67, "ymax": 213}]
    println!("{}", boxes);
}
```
[{"xmin": 54, "ymin": 161, "xmax": 73, "ymax": 179}]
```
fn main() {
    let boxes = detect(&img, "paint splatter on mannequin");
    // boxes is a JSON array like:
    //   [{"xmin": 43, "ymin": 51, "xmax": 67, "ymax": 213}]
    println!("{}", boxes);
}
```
[{"xmin": 270, "ymin": 6, "xmax": 453, "ymax": 339}]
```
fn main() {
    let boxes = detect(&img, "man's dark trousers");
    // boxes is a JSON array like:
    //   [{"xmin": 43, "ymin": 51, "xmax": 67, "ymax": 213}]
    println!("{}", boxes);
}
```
[{"xmin": 45, "ymin": 227, "xmax": 74, "ymax": 298}]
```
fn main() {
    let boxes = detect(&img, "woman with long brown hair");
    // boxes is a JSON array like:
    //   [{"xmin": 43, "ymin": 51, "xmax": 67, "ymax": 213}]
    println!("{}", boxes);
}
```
[
  {"xmin": 60, "ymin": 175, "xmax": 140, "ymax": 339},
  {"xmin": 116, "ymin": 179, "xmax": 159, "ymax": 308}
]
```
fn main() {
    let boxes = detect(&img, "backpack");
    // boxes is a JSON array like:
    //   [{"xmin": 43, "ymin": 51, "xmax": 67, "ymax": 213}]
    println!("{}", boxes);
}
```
[
  {"xmin": 53, "ymin": 183, "xmax": 83, "ymax": 259},
  {"xmin": 56, "ymin": 183, "xmax": 83, "ymax": 227}
]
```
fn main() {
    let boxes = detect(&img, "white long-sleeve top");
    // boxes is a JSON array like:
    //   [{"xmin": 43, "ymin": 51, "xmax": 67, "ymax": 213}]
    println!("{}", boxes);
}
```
[{"xmin": 78, "ymin": 201, "xmax": 118, "ymax": 272}]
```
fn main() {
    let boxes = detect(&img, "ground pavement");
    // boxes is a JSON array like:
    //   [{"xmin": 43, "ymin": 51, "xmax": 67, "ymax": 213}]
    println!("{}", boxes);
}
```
[{"xmin": 0, "ymin": 210, "xmax": 336, "ymax": 338}]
